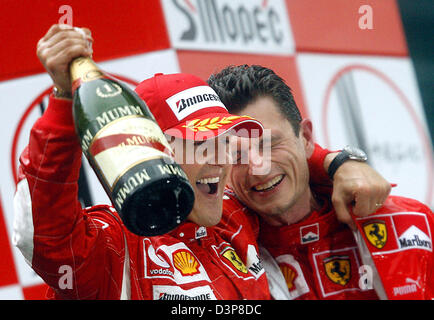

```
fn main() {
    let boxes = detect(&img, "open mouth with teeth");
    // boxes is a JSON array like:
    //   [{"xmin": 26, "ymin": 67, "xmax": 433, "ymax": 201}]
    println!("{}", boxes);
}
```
[
  {"xmin": 196, "ymin": 177, "xmax": 220, "ymax": 195},
  {"xmin": 251, "ymin": 174, "xmax": 284, "ymax": 192}
]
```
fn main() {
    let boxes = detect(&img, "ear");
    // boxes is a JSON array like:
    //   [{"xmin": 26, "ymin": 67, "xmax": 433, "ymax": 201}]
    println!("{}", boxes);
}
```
[{"xmin": 300, "ymin": 119, "xmax": 315, "ymax": 158}]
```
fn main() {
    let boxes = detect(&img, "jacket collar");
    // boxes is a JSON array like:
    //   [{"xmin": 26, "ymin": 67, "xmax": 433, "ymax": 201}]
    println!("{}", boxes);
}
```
[
  {"xmin": 258, "ymin": 196, "xmax": 343, "ymax": 248},
  {"xmin": 167, "ymin": 221, "xmax": 209, "ymax": 242}
]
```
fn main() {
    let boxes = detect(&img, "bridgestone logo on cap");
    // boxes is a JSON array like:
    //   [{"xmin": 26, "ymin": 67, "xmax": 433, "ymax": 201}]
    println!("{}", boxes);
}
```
[{"xmin": 166, "ymin": 85, "xmax": 227, "ymax": 120}]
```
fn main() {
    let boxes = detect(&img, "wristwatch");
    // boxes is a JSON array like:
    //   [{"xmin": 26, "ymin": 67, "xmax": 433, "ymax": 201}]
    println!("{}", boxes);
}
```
[
  {"xmin": 53, "ymin": 86, "xmax": 72, "ymax": 99},
  {"xmin": 327, "ymin": 145, "xmax": 368, "ymax": 180}
]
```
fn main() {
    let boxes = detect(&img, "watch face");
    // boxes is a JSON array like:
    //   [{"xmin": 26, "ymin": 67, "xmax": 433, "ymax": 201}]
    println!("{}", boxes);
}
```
[{"xmin": 344, "ymin": 146, "xmax": 368, "ymax": 161}]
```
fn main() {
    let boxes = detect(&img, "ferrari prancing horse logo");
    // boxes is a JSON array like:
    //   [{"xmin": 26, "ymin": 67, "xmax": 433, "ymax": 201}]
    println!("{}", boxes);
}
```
[
  {"xmin": 221, "ymin": 247, "xmax": 248, "ymax": 274},
  {"xmin": 363, "ymin": 220, "xmax": 388, "ymax": 249},
  {"xmin": 324, "ymin": 256, "xmax": 351, "ymax": 286}
]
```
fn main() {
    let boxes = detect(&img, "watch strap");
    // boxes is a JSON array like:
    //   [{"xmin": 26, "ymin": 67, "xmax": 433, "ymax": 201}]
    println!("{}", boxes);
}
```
[
  {"xmin": 52, "ymin": 86, "xmax": 72, "ymax": 100},
  {"xmin": 327, "ymin": 149, "xmax": 350, "ymax": 180}
]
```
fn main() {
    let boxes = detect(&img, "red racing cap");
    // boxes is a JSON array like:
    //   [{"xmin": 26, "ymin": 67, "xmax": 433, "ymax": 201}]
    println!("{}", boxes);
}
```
[{"xmin": 135, "ymin": 73, "xmax": 263, "ymax": 141}]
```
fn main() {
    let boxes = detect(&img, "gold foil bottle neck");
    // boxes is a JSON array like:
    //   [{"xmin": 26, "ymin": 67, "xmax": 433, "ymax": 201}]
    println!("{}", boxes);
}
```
[{"xmin": 70, "ymin": 57, "xmax": 104, "ymax": 83}]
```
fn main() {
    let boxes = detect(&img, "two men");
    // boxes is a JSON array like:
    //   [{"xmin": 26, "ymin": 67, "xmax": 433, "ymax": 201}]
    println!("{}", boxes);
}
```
[{"xmin": 14, "ymin": 24, "xmax": 395, "ymax": 299}]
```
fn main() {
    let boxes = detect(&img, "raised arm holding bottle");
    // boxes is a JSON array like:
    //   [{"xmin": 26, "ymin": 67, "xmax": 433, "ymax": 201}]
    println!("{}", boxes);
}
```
[{"xmin": 13, "ymin": 24, "xmax": 399, "ymax": 300}]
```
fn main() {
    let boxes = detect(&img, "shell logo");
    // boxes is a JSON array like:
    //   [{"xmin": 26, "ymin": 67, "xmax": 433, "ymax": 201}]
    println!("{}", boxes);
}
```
[
  {"xmin": 279, "ymin": 263, "xmax": 298, "ymax": 291},
  {"xmin": 173, "ymin": 249, "xmax": 200, "ymax": 276}
]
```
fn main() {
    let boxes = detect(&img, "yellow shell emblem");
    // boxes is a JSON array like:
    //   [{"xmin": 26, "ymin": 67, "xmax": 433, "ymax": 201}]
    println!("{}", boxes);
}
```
[
  {"xmin": 363, "ymin": 220, "xmax": 387, "ymax": 249},
  {"xmin": 222, "ymin": 247, "xmax": 248, "ymax": 274},
  {"xmin": 279, "ymin": 264, "xmax": 297, "ymax": 291},
  {"xmin": 324, "ymin": 256, "xmax": 351, "ymax": 286},
  {"xmin": 173, "ymin": 250, "xmax": 200, "ymax": 276},
  {"xmin": 183, "ymin": 116, "xmax": 242, "ymax": 132}
]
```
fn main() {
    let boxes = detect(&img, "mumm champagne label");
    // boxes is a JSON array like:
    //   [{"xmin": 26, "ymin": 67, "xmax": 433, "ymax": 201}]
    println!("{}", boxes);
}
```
[
  {"xmin": 82, "ymin": 110, "xmax": 174, "ymax": 190},
  {"xmin": 112, "ymin": 160, "xmax": 188, "ymax": 211},
  {"xmin": 81, "ymin": 105, "xmax": 151, "ymax": 151}
]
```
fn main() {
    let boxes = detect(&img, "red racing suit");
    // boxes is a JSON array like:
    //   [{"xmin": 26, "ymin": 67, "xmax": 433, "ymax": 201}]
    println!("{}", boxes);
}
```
[
  {"xmin": 255, "ymin": 192, "xmax": 434, "ymax": 300},
  {"xmin": 13, "ymin": 95, "xmax": 272, "ymax": 300}
]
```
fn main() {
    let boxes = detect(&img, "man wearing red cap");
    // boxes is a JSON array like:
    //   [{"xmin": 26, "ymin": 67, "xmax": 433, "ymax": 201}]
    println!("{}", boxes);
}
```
[{"xmin": 13, "ymin": 25, "xmax": 392, "ymax": 300}]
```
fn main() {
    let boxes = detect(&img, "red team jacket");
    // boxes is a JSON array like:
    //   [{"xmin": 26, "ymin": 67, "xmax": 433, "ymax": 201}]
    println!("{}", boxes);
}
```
[
  {"xmin": 256, "ymin": 193, "xmax": 434, "ymax": 300},
  {"xmin": 14, "ymin": 95, "xmax": 434, "ymax": 300}
]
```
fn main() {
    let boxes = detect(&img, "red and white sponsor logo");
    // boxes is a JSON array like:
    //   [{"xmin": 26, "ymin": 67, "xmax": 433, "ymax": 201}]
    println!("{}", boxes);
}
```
[
  {"xmin": 166, "ymin": 85, "xmax": 226, "ymax": 120},
  {"xmin": 143, "ymin": 241, "xmax": 211, "ymax": 284},
  {"xmin": 394, "ymin": 213, "xmax": 432, "ymax": 252},
  {"xmin": 300, "ymin": 223, "xmax": 319, "ymax": 244},
  {"xmin": 143, "ymin": 239, "xmax": 174, "ymax": 280},
  {"xmin": 246, "ymin": 245, "xmax": 265, "ymax": 279},
  {"xmin": 161, "ymin": 0, "xmax": 294, "ymax": 55},
  {"xmin": 357, "ymin": 212, "xmax": 432, "ymax": 255},
  {"xmin": 153, "ymin": 285, "xmax": 216, "ymax": 300},
  {"xmin": 195, "ymin": 226, "xmax": 207, "ymax": 239},
  {"xmin": 392, "ymin": 277, "xmax": 422, "ymax": 297},
  {"xmin": 275, "ymin": 254, "xmax": 309, "ymax": 300}
]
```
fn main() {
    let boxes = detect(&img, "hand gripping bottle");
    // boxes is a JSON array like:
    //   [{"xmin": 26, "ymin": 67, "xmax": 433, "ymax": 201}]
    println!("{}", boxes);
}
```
[{"xmin": 70, "ymin": 57, "xmax": 194, "ymax": 236}]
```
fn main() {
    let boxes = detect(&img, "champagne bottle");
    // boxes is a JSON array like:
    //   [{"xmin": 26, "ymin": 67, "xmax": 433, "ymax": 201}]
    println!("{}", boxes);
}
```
[{"xmin": 70, "ymin": 57, "xmax": 195, "ymax": 236}]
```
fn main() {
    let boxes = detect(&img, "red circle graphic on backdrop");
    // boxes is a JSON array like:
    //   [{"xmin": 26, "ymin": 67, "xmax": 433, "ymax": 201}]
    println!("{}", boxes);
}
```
[
  {"xmin": 11, "ymin": 74, "xmax": 139, "ymax": 185},
  {"xmin": 322, "ymin": 64, "xmax": 433, "ymax": 205}
]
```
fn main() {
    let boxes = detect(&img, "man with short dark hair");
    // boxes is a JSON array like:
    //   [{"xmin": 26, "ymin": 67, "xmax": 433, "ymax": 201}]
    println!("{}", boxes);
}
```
[{"xmin": 208, "ymin": 64, "xmax": 434, "ymax": 299}]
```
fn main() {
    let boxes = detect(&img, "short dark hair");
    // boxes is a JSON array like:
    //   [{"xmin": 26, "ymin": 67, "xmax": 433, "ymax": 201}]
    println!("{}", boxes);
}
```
[{"xmin": 207, "ymin": 65, "xmax": 302, "ymax": 135}]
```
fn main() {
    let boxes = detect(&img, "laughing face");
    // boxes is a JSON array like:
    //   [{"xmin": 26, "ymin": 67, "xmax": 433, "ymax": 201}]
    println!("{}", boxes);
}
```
[
  {"xmin": 175, "ymin": 136, "xmax": 231, "ymax": 227},
  {"xmin": 228, "ymin": 96, "xmax": 315, "ymax": 225}
]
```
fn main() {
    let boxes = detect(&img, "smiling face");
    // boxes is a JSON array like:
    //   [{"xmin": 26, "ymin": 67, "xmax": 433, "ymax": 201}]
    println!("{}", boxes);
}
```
[
  {"xmin": 229, "ymin": 96, "xmax": 315, "ymax": 225},
  {"xmin": 174, "ymin": 136, "xmax": 231, "ymax": 227}
]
